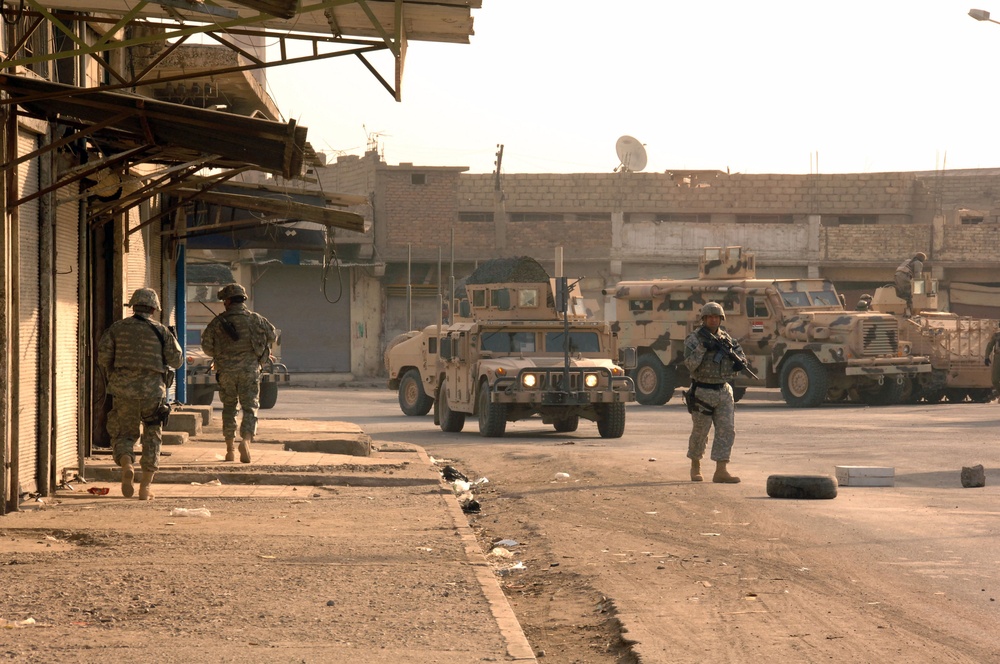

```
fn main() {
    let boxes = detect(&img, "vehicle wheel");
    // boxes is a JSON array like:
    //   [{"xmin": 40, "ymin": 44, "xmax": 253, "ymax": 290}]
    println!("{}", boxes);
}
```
[
  {"xmin": 553, "ymin": 415, "xmax": 579, "ymax": 432},
  {"xmin": 862, "ymin": 377, "xmax": 906, "ymax": 406},
  {"xmin": 779, "ymin": 355, "xmax": 829, "ymax": 408},
  {"xmin": 766, "ymin": 474, "xmax": 838, "ymax": 499},
  {"xmin": 630, "ymin": 354, "xmax": 675, "ymax": 405},
  {"xmin": 398, "ymin": 369, "xmax": 433, "ymax": 416},
  {"xmin": 436, "ymin": 378, "xmax": 465, "ymax": 433},
  {"xmin": 731, "ymin": 386, "xmax": 747, "ymax": 403},
  {"xmin": 259, "ymin": 381, "xmax": 278, "ymax": 409},
  {"xmin": 188, "ymin": 385, "xmax": 215, "ymax": 406},
  {"xmin": 477, "ymin": 383, "xmax": 507, "ymax": 437},
  {"xmin": 966, "ymin": 388, "xmax": 994, "ymax": 403},
  {"xmin": 596, "ymin": 402, "xmax": 626, "ymax": 438}
]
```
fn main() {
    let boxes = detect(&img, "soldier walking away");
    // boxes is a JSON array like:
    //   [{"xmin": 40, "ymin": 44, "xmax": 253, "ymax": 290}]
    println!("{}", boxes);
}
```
[
  {"xmin": 97, "ymin": 288, "xmax": 183, "ymax": 500},
  {"xmin": 682, "ymin": 302, "xmax": 747, "ymax": 484},
  {"xmin": 985, "ymin": 329, "xmax": 1000, "ymax": 396},
  {"xmin": 894, "ymin": 252, "xmax": 926, "ymax": 316},
  {"xmin": 202, "ymin": 283, "xmax": 277, "ymax": 463}
]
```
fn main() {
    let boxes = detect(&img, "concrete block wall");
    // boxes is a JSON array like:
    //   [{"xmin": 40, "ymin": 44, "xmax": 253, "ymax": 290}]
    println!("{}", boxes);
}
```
[
  {"xmin": 938, "ymin": 224, "xmax": 1000, "ymax": 262},
  {"xmin": 823, "ymin": 225, "xmax": 932, "ymax": 261},
  {"xmin": 620, "ymin": 221, "xmax": 811, "ymax": 262}
]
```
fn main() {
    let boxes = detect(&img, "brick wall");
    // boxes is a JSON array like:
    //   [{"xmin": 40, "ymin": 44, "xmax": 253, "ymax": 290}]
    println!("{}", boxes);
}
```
[
  {"xmin": 938, "ymin": 224, "xmax": 1000, "ymax": 262},
  {"xmin": 823, "ymin": 226, "xmax": 932, "ymax": 261}
]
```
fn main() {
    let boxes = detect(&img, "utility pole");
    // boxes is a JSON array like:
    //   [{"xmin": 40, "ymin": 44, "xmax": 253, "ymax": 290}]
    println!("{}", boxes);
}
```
[{"xmin": 493, "ymin": 144, "xmax": 506, "ymax": 255}]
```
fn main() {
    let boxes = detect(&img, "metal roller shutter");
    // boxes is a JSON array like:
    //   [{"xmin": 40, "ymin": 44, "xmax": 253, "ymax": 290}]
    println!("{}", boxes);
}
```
[
  {"xmin": 17, "ymin": 130, "xmax": 40, "ymax": 495},
  {"xmin": 53, "ymin": 185, "xmax": 80, "ymax": 479}
]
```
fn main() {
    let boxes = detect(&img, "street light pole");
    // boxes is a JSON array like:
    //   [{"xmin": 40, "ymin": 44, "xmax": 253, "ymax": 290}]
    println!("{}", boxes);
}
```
[{"xmin": 969, "ymin": 8, "xmax": 1000, "ymax": 24}]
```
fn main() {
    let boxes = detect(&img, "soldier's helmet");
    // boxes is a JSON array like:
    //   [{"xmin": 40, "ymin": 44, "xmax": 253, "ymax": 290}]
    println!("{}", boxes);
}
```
[
  {"xmin": 700, "ymin": 302, "xmax": 725, "ymax": 319},
  {"xmin": 127, "ymin": 288, "xmax": 160, "ymax": 310},
  {"xmin": 914, "ymin": 252, "xmax": 927, "ymax": 262},
  {"xmin": 217, "ymin": 283, "xmax": 248, "ymax": 301}
]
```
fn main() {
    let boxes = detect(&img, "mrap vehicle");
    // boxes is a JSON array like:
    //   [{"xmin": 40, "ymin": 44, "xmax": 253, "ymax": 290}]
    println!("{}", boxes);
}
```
[
  {"xmin": 607, "ymin": 246, "xmax": 932, "ymax": 408},
  {"xmin": 869, "ymin": 277, "xmax": 997, "ymax": 403},
  {"xmin": 384, "ymin": 256, "xmax": 635, "ymax": 437}
]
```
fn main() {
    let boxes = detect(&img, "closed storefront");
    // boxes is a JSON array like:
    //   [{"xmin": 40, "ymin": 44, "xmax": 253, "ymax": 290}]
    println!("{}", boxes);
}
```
[
  {"xmin": 16, "ymin": 130, "xmax": 40, "ymax": 495},
  {"xmin": 53, "ymin": 187, "xmax": 80, "ymax": 480}
]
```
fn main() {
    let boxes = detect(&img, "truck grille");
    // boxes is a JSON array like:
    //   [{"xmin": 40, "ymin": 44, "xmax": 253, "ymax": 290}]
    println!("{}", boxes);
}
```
[{"xmin": 861, "ymin": 320, "xmax": 899, "ymax": 356}]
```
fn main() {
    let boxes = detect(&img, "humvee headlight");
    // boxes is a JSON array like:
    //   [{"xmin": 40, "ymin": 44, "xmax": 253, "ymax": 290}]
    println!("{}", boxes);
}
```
[
  {"xmin": 900, "ymin": 343, "xmax": 911, "ymax": 355},
  {"xmin": 522, "ymin": 373, "xmax": 538, "ymax": 388},
  {"xmin": 495, "ymin": 367, "xmax": 507, "ymax": 376},
  {"xmin": 584, "ymin": 373, "xmax": 599, "ymax": 388}
]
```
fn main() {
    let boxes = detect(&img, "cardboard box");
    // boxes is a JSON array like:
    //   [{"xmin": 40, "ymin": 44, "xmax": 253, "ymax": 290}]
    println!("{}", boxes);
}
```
[{"xmin": 835, "ymin": 465, "xmax": 895, "ymax": 487}]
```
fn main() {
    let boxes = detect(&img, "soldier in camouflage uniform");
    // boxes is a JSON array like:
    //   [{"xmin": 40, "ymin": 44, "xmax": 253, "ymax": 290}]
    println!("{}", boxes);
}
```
[
  {"xmin": 985, "ymin": 329, "xmax": 1000, "ymax": 396},
  {"xmin": 682, "ymin": 302, "xmax": 746, "ymax": 484},
  {"xmin": 97, "ymin": 288, "xmax": 183, "ymax": 500},
  {"xmin": 202, "ymin": 283, "xmax": 277, "ymax": 463},
  {"xmin": 894, "ymin": 252, "xmax": 926, "ymax": 316}
]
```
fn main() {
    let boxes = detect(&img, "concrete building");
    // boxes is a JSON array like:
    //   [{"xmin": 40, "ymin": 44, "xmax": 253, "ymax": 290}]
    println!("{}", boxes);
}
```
[{"xmin": 313, "ymin": 152, "xmax": 1000, "ymax": 378}]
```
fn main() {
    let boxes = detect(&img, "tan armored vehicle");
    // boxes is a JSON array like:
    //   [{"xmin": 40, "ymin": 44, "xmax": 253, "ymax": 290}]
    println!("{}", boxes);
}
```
[
  {"xmin": 869, "ymin": 278, "xmax": 997, "ymax": 403},
  {"xmin": 608, "ymin": 246, "xmax": 932, "ymax": 408},
  {"xmin": 385, "ymin": 257, "xmax": 635, "ymax": 437}
]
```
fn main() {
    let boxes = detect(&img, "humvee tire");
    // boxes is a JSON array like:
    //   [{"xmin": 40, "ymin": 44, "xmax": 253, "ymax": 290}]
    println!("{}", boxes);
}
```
[
  {"xmin": 766, "ymin": 474, "xmax": 838, "ymax": 500},
  {"xmin": 436, "ymin": 379, "xmax": 466, "ymax": 433},
  {"xmin": 259, "ymin": 381, "xmax": 278, "ymax": 409},
  {"xmin": 553, "ymin": 415, "xmax": 579, "ymax": 432},
  {"xmin": 779, "ymin": 354, "xmax": 829, "ymax": 408},
  {"xmin": 399, "ymin": 369, "xmax": 433, "ymax": 416},
  {"xmin": 631, "ymin": 354, "xmax": 675, "ymax": 406},
  {"xmin": 945, "ymin": 388, "xmax": 969, "ymax": 403},
  {"xmin": 596, "ymin": 402, "xmax": 626, "ymax": 438},
  {"xmin": 477, "ymin": 384, "xmax": 507, "ymax": 437},
  {"xmin": 188, "ymin": 385, "xmax": 215, "ymax": 406}
]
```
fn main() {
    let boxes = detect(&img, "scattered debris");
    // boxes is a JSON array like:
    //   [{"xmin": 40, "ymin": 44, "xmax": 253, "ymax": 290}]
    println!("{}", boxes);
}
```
[
  {"xmin": 493, "ymin": 539, "xmax": 519, "ymax": 548},
  {"xmin": 961, "ymin": 464, "xmax": 986, "ymax": 488},
  {"xmin": 442, "ymin": 465, "xmax": 468, "ymax": 482},
  {"xmin": 169, "ymin": 507, "xmax": 211, "ymax": 517},
  {"xmin": 554, "ymin": 472, "xmax": 571, "ymax": 480},
  {"xmin": 86, "ymin": 487, "xmax": 110, "ymax": 496},
  {"xmin": 490, "ymin": 547, "xmax": 514, "ymax": 558}
]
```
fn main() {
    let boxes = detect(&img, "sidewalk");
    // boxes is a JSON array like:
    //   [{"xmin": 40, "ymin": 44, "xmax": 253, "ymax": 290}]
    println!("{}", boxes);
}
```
[{"xmin": 2, "ymin": 410, "xmax": 536, "ymax": 663}]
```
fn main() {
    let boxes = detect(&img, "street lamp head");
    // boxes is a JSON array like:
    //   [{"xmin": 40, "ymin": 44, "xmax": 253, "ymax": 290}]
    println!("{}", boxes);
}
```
[{"xmin": 970, "ymin": 8, "xmax": 991, "ymax": 20}]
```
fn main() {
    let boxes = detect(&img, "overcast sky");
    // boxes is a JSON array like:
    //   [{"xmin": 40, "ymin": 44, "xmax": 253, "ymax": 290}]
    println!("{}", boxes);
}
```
[{"xmin": 266, "ymin": 1, "xmax": 1000, "ymax": 176}]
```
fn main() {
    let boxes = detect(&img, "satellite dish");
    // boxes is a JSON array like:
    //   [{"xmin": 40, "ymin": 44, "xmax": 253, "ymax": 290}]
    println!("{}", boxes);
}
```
[{"xmin": 615, "ymin": 135, "xmax": 647, "ymax": 172}]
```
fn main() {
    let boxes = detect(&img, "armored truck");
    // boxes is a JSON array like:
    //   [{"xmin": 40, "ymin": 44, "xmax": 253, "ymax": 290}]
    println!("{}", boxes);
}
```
[
  {"xmin": 385, "ymin": 257, "xmax": 635, "ymax": 437},
  {"xmin": 608, "ymin": 246, "xmax": 932, "ymax": 408},
  {"xmin": 869, "ymin": 278, "xmax": 997, "ymax": 403}
]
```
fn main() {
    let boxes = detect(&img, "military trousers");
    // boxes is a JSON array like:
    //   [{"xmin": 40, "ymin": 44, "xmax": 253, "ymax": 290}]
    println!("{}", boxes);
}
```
[
  {"xmin": 109, "ymin": 396, "xmax": 164, "ymax": 472},
  {"xmin": 687, "ymin": 382, "xmax": 736, "ymax": 463},
  {"xmin": 217, "ymin": 369, "xmax": 261, "ymax": 439}
]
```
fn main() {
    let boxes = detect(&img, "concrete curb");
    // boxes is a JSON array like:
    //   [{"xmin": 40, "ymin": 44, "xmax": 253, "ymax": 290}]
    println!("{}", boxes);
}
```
[{"xmin": 414, "ymin": 447, "xmax": 538, "ymax": 663}]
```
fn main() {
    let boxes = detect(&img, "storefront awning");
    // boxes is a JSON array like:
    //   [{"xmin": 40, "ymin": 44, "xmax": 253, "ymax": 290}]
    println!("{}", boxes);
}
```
[{"xmin": 0, "ymin": 74, "xmax": 307, "ymax": 178}]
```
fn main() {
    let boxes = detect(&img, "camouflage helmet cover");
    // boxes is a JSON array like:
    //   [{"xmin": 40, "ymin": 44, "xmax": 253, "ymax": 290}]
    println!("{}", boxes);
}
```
[
  {"xmin": 128, "ymin": 288, "xmax": 161, "ymax": 310},
  {"xmin": 217, "ymin": 283, "xmax": 248, "ymax": 300},
  {"xmin": 700, "ymin": 301, "xmax": 725, "ymax": 319}
]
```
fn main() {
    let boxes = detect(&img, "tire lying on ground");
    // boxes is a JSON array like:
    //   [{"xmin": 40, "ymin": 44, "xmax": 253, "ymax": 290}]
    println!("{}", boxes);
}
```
[{"xmin": 766, "ymin": 474, "xmax": 838, "ymax": 499}]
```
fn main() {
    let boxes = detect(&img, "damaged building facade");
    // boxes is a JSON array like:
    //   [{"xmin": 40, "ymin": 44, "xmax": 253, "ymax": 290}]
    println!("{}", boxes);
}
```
[{"xmin": 0, "ymin": 0, "xmax": 480, "ymax": 513}]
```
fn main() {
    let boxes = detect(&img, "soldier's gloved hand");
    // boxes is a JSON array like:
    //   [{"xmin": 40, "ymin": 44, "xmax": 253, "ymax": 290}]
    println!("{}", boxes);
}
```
[
  {"xmin": 986, "ymin": 356, "xmax": 992, "ymax": 367},
  {"xmin": 733, "ymin": 359, "xmax": 746, "ymax": 373}
]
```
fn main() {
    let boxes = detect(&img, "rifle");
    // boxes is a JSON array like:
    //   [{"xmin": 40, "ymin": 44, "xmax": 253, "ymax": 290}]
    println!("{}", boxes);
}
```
[
  {"xmin": 698, "ymin": 327, "xmax": 759, "ymax": 380},
  {"xmin": 199, "ymin": 300, "xmax": 240, "ymax": 341}
]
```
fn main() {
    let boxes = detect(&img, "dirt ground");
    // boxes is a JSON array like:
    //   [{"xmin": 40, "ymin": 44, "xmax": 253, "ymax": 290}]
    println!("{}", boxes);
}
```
[{"xmin": 0, "ymin": 487, "xmax": 508, "ymax": 664}]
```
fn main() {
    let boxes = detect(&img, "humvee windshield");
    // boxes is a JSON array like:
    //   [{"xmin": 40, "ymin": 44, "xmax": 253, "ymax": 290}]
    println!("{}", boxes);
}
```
[
  {"xmin": 544, "ymin": 331, "xmax": 601, "ymax": 353},
  {"xmin": 481, "ymin": 330, "xmax": 537, "ymax": 353},
  {"xmin": 776, "ymin": 281, "xmax": 841, "ymax": 308}
]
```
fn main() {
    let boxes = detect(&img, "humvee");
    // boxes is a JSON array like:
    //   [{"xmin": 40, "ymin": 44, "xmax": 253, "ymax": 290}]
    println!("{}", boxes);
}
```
[
  {"xmin": 869, "ymin": 277, "xmax": 996, "ymax": 403},
  {"xmin": 385, "ymin": 257, "xmax": 635, "ymax": 437},
  {"xmin": 608, "ymin": 246, "xmax": 932, "ymax": 408}
]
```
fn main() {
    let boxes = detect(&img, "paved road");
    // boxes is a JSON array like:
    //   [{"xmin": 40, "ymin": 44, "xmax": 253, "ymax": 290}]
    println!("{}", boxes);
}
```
[{"xmin": 270, "ymin": 386, "xmax": 1000, "ymax": 661}]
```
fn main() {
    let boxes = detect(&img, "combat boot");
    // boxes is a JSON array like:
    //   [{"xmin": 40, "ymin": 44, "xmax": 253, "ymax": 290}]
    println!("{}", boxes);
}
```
[
  {"xmin": 713, "ymin": 460, "xmax": 741, "ymax": 484},
  {"xmin": 120, "ymin": 456, "xmax": 135, "ymax": 498},
  {"xmin": 138, "ymin": 471, "xmax": 155, "ymax": 501},
  {"xmin": 225, "ymin": 438, "xmax": 235, "ymax": 462},
  {"xmin": 690, "ymin": 458, "xmax": 703, "ymax": 482},
  {"xmin": 239, "ymin": 436, "xmax": 252, "ymax": 464}
]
